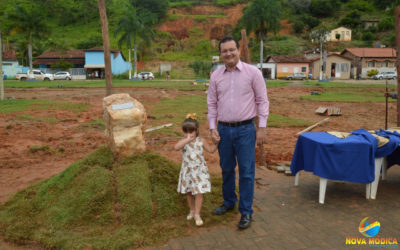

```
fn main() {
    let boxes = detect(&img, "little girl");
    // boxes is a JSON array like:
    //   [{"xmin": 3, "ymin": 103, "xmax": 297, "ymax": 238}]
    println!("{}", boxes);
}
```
[{"xmin": 174, "ymin": 113, "xmax": 218, "ymax": 226}]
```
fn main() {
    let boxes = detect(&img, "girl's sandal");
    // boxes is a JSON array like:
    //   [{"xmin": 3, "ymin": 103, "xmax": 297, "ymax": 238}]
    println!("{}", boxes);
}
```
[
  {"xmin": 186, "ymin": 210, "xmax": 195, "ymax": 220},
  {"xmin": 194, "ymin": 215, "xmax": 203, "ymax": 226}
]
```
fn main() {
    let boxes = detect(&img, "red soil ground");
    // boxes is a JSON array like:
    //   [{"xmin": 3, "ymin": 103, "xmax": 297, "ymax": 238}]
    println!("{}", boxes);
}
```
[{"xmin": 1, "ymin": 84, "xmax": 397, "ymax": 205}]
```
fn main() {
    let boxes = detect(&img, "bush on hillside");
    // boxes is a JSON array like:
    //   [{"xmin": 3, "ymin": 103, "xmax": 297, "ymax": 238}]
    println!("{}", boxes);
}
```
[
  {"xmin": 338, "ymin": 10, "xmax": 361, "ymax": 29},
  {"xmin": 345, "ymin": 0, "xmax": 374, "ymax": 12},
  {"xmin": 292, "ymin": 20, "xmax": 305, "ymax": 34},
  {"xmin": 362, "ymin": 31, "xmax": 375, "ymax": 41},
  {"xmin": 378, "ymin": 16, "xmax": 395, "ymax": 31},
  {"xmin": 189, "ymin": 61, "xmax": 212, "ymax": 77}
]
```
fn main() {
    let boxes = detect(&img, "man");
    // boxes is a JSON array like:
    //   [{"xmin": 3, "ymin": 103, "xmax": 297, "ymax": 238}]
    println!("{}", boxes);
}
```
[{"xmin": 207, "ymin": 36, "xmax": 269, "ymax": 229}]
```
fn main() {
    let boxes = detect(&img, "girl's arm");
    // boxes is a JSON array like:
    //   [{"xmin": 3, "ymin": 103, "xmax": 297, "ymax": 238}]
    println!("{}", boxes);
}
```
[
  {"xmin": 202, "ymin": 138, "xmax": 218, "ymax": 153},
  {"xmin": 174, "ymin": 134, "xmax": 195, "ymax": 151}
]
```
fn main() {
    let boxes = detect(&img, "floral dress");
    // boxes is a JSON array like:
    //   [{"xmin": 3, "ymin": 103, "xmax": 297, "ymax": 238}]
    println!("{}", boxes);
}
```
[{"xmin": 177, "ymin": 137, "xmax": 211, "ymax": 195}]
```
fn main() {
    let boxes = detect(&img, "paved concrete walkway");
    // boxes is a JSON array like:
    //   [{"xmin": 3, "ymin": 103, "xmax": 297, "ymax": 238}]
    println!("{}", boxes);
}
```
[{"xmin": 153, "ymin": 166, "xmax": 400, "ymax": 249}]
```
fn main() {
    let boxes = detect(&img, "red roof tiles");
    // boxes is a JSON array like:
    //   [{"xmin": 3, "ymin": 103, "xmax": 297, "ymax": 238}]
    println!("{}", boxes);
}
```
[
  {"xmin": 2, "ymin": 50, "xmax": 17, "ymax": 61},
  {"xmin": 341, "ymin": 48, "xmax": 397, "ymax": 58}
]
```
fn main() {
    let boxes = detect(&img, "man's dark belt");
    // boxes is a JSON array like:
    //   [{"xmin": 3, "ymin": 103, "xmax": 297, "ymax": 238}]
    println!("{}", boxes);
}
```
[{"xmin": 218, "ymin": 118, "xmax": 254, "ymax": 127}]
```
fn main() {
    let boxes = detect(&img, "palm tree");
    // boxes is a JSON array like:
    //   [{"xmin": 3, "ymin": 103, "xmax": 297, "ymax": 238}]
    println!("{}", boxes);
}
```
[
  {"xmin": 114, "ymin": 3, "xmax": 155, "ymax": 79},
  {"xmin": 6, "ymin": 5, "xmax": 49, "ymax": 70},
  {"xmin": 240, "ymin": 0, "xmax": 282, "ymax": 72}
]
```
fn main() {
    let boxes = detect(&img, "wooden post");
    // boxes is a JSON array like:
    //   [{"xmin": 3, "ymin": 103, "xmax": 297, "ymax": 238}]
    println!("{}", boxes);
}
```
[
  {"xmin": 240, "ymin": 29, "xmax": 250, "ymax": 63},
  {"xmin": 98, "ymin": 0, "xmax": 112, "ymax": 96},
  {"xmin": 395, "ymin": 6, "xmax": 400, "ymax": 126},
  {"xmin": 385, "ymin": 79, "xmax": 388, "ymax": 130}
]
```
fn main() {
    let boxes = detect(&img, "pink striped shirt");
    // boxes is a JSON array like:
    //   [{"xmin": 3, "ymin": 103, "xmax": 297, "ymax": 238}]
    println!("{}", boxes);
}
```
[{"xmin": 207, "ymin": 60, "xmax": 269, "ymax": 130}]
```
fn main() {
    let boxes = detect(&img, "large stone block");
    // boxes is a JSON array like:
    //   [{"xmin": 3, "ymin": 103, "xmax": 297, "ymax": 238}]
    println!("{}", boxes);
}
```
[{"xmin": 103, "ymin": 93, "xmax": 147, "ymax": 157}]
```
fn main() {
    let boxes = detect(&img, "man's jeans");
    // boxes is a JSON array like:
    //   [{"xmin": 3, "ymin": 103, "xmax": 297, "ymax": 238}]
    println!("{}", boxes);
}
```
[{"xmin": 217, "ymin": 121, "xmax": 256, "ymax": 215}]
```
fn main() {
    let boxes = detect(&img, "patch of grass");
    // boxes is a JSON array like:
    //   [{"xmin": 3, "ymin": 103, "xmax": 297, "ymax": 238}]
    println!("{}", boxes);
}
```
[
  {"xmin": 28, "ymin": 145, "xmax": 52, "ymax": 154},
  {"xmin": 303, "ymin": 80, "xmax": 397, "ymax": 89},
  {"xmin": 268, "ymin": 113, "xmax": 311, "ymax": 128},
  {"xmin": 78, "ymin": 118, "xmax": 105, "ymax": 130},
  {"xmin": 266, "ymin": 80, "xmax": 291, "ymax": 88},
  {"xmin": 300, "ymin": 91, "xmax": 395, "ymax": 102},
  {"xmin": 0, "ymin": 99, "xmax": 89, "ymax": 114},
  {"xmin": 5, "ymin": 80, "xmax": 208, "ymax": 91},
  {"xmin": 149, "ymin": 94, "xmax": 207, "ymax": 129},
  {"xmin": 0, "ymin": 147, "xmax": 229, "ymax": 249},
  {"xmin": 16, "ymin": 114, "xmax": 59, "ymax": 123}
]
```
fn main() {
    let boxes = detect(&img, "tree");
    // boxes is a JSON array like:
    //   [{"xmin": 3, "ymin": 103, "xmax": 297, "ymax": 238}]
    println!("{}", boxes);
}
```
[
  {"xmin": 114, "ymin": 3, "xmax": 155, "ymax": 79},
  {"xmin": 98, "ymin": 0, "xmax": 112, "ymax": 96},
  {"xmin": 130, "ymin": 0, "xmax": 168, "ymax": 23},
  {"xmin": 6, "ymin": 4, "xmax": 49, "ymax": 70},
  {"xmin": 240, "ymin": 0, "xmax": 282, "ymax": 72}
]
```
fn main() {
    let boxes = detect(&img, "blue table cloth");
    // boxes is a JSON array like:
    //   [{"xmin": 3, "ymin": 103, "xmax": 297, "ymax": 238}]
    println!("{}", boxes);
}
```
[{"xmin": 290, "ymin": 129, "xmax": 377, "ymax": 184}]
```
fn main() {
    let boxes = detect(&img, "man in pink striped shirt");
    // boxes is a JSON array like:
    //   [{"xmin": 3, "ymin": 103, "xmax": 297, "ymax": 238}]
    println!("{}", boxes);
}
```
[{"xmin": 207, "ymin": 36, "xmax": 269, "ymax": 229}]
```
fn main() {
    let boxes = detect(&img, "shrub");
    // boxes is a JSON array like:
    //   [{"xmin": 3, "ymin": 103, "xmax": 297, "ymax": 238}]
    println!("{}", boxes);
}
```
[
  {"xmin": 292, "ymin": 20, "xmax": 305, "ymax": 34},
  {"xmin": 367, "ymin": 69, "xmax": 379, "ymax": 77},
  {"xmin": 378, "ymin": 16, "xmax": 395, "ymax": 31},
  {"xmin": 189, "ymin": 61, "xmax": 212, "ymax": 78},
  {"xmin": 362, "ymin": 31, "xmax": 375, "ymax": 41}
]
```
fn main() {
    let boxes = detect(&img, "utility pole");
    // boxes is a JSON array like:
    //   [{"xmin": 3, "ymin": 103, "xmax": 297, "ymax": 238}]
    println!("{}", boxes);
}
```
[
  {"xmin": 319, "ymin": 42, "xmax": 323, "ymax": 80},
  {"xmin": 396, "ymin": 6, "xmax": 400, "ymax": 126},
  {"xmin": 98, "ymin": 0, "xmax": 112, "ymax": 96}
]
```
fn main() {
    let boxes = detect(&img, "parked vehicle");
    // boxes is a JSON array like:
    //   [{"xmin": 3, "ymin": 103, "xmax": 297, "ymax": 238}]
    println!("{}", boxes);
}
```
[
  {"xmin": 54, "ymin": 71, "xmax": 72, "ymax": 80},
  {"xmin": 285, "ymin": 72, "xmax": 307, "ymax": 80},
  {"xmin": 138, "ymin": 72, "xmax": 154, "ymax": 80},
  {"xmin": 373, "ymin": 71, "xmax": 397, "ymax": 80},
  {"xmin": 15, "ymin": 70, "xmax": 54, "ymax": 81}
]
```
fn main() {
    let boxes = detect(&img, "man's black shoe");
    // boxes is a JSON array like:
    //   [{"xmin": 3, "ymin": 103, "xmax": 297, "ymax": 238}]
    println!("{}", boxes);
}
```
[
  {"xmin": 238, "ymin": 214, "xmax": 252, "ymax": 229},
  {"xmin": 213, "ymin": 204, "xmax": 234, "ymax": 215}
]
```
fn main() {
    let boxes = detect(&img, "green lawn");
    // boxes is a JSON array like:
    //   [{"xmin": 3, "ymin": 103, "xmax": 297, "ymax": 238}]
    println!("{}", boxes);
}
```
[
  {"xmin": 300, "ymin": 90, "xmax": 396, "ymax": 102},
  {"xmin": 0, "ymin": 99, "xmax": 89, "ymax": 114}
]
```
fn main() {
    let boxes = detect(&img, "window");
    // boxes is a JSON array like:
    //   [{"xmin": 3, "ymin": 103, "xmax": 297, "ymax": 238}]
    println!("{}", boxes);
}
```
[
  {"xmin": 282, "ymin": 67, "xmax": 288, "ymax": 72},
  {"xmin": 382, "ymin": 61, "xmax": 389, "ymax": 67},
  {"xmin": 340, "ymin": 63, "xmax": 349, "ymax": 72},
  {"xmin": 368, "ymin": 61, "xmax": 375, "ymax": 67},
  {"xmin": 301, "ymin": 67, "xmax": 307, "ymax": 72},
  {"xmin": 346, "ymin": 31, "xmax": 349, "ymax": 36},
  {"xmin": 2, "ymin": 63, "xmax": 12, "ymax": 66}
]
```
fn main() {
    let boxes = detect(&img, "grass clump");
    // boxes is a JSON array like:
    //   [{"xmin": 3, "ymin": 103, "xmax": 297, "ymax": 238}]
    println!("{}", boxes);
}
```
[
  {"xmin": 268, "ymin": 113, "xmax": 311, "ymax": 128},
  {"xmin": 0, "ymin": 147, "xmax": 228, "ymax": 249},
  {"xmin": 28, "ymin": 145, "xmax": 53, "ymax": 154}
]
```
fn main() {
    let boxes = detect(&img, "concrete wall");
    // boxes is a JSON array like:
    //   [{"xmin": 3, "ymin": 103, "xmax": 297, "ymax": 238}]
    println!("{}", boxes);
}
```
[{"xmin": 276, "ymin": 63, "xmax": 309, "ymax": 79}]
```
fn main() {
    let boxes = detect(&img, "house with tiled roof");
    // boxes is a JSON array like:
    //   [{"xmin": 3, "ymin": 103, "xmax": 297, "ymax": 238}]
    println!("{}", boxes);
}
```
[
  {"xmin": 33, "ymin": 47, "xmax": 131, "ymax": 79},
  {"xmin": 33, "ymin": 49, "xmax": 85, "ymax": 68},
  {"xmin": 266, "ymin": 55, "xmax": 310, "ymax": 79},
  {"xmin": 84, "ymin": 47, "xmax": 131, "ymax": 79},
  {"xmin": 341, "ymin": 48, "xmax": 397, "ymax": 78},
  {"xmin": 2, "ymin": 50, "xmax": 27, "ymax": 78},
  {"xmin": 309, "ymin": 53, "xmax": 353, "ymax": 80}
]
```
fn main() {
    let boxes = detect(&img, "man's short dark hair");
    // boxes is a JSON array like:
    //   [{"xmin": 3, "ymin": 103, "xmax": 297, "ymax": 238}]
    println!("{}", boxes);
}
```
[{"xmin": 219, "ymin": 36, "xmax": 239, "ymax": 52}]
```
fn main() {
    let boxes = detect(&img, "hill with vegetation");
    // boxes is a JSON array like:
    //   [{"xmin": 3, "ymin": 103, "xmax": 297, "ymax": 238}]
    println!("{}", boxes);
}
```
[{"xmin": 0, "ymin": 0, "xmax": 398, "ymax": 78}]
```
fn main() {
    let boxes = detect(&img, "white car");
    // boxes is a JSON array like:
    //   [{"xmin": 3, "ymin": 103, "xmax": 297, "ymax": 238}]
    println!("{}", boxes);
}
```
[
  {"xmin": 54, "ymin": 71, "xmax": 72, "ymax": 80},
  {"xmin": 373, "ymin": 72, "xmax": 397, "ymax": 80},
  {"xmin": 138, "ymin": 72, "xmax": 154, "ymax": 80}
]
